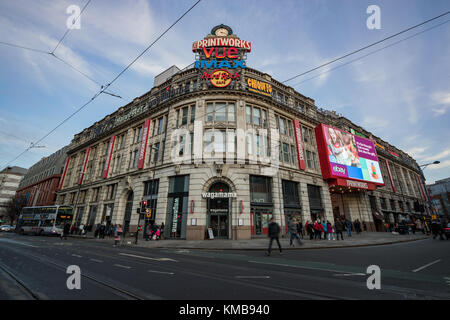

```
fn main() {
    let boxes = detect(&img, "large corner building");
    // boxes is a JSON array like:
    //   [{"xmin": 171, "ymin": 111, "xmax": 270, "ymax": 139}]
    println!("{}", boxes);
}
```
[{"xmin": 55, "ymin": 25, "xmax": 431, "ymax": 240}]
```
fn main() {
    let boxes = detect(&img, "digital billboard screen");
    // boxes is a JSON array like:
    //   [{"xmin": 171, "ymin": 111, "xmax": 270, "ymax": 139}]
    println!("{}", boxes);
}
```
[{"xmin": 315, "ymin": 124, "xmax": 385, "ymax": 186}]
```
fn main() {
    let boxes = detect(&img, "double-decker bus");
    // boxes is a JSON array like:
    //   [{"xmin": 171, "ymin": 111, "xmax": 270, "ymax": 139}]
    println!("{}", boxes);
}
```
[{"xmin": 17, "ymin": 205, "xmax": 74, "ymax": 236}]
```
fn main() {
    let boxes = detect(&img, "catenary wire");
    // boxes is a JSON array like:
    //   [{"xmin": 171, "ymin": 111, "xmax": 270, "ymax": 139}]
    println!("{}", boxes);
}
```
[
  {"xmin": 51, "ymin": 0, "xmax": 92, "ymax": 54},
  {"xmin": 0, "ymin": 0, "xmax": 202, "ymax": 170},
  {"xmin": 290, "ymin": 19, "xmax": 450, "ymax": 88},
  {"xmin": 282, "ymin": 10, "xmax": 450, "ymax": 83}
]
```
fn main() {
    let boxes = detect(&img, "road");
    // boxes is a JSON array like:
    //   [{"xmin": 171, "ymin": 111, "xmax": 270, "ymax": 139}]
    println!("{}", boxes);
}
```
[{"xmin": 0, "ymin": 232, "xmax": 449, "ymax": 300}]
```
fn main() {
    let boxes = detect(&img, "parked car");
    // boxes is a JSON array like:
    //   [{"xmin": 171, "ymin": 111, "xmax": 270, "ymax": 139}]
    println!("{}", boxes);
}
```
[
  {"xmin": 444, "ymin": 223, "xmax": 450, "ymax": 240},
  {"xmin": 0, "ymin": 225, "xmax": 12, "ymax": 232}
]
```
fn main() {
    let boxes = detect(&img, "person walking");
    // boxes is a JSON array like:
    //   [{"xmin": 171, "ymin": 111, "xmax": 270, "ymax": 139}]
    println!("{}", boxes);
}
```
[
  {"xmin": 288, "ymin": 218, "xmax": 302, "ymax": 247},
  {"xmin": 160, "ymin": 222, "xmax": 165, "ymax": 240},
  {"xmin": 296, "ymin": 220, "xmax": 304, "ymax": 239},
  {"xmin": 321, "ymin": 220, "xmax": 327, "ymax": 240},
  {"xmin": 61, "ymin": 222, "xmax": 70, "ymax": 240},
  {"xmin": 363, "ymin": 221, "xmax": 367, "ymax": 232},
  {"xmin": 313, "ymin": 220, "xmax": 321, "ymax": 240},
  {"xmin": 335, "ymin": 219, "xmax": 344, "ymax": 240},
  {"xmin": 415, "ymin": 219, "xmax": 423, "ymax": 234},
  {"xmin": 326, "ymin": 221, "xmax": 335, "ymax": 240},
  {"xmin": 306, "ymin": 221, "xmax": 314, "ymax": 240},
  {"xmin": 345, "ymin": 219, "xmax": 352, "ymax": 237},
  {"xmin": 266, "ymin": 218, "xmax": 282, "ymax": 256},
  {"xmin": 354, "ymin": 220, "xmax": 361, "ymax": 234},
  {"xmin": 113, "ymin": 224, "xmax": 123, "ymax": 247}
]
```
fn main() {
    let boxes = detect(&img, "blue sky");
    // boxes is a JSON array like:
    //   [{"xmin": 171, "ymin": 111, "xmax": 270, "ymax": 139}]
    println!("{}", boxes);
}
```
[{"xmin": 0, "ymin": 0, "xmax": 449, "ymax": 184}]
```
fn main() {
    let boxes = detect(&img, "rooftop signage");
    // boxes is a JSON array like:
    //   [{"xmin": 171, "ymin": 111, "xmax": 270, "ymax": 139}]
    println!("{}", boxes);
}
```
[
  {"xmin": 193, "ymin": 24, "xmax": 249, "ymax": 88},
  {"xmin": 246, "ymin": 77, "xmax": 272, "ymax": 97}
]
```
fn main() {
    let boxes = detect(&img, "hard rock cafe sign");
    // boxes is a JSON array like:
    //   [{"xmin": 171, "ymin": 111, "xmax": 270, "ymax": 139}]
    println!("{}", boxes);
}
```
[{"xmin": 193, "ymin": 25, "xmax": 251, "ymax": 88}]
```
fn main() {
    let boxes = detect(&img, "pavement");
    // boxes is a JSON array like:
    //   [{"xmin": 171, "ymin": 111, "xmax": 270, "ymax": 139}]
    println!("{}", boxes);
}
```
[{"xmin": 69, "ymin": 231, "xmax": 432, "ymax": 250}]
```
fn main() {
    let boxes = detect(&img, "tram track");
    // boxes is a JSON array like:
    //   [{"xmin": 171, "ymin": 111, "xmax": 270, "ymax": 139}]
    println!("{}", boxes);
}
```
[{"xmin": 0, "ymin": 244, "xmax": 152, "ymax": 300}]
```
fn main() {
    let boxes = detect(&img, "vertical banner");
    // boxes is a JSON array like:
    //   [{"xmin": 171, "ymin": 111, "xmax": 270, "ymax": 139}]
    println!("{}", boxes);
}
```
[
  {"xmin": 58, "ymin": 156, "xmax": 70, "ymax": 190},
  {"xmin": 416, "ymin": 174, "xmax": 427, "ymax": 201},
  {"xmin": 385, "ymin": 159, "xmax": 396, "ymax": 193},
  {"xmin": 293, "ymin": 119, "xmax": 306, "ymax": 170},
  {"xmin": 102, "ymin": 136, "xmax": 116, "ymax": 179},
  {"xmin": 78, "ymin": 147, "xmax": 90, "ymax": 185},
  {"xmin": 138, "ymin": 118, "xmax": 151, "ymax": 169}
]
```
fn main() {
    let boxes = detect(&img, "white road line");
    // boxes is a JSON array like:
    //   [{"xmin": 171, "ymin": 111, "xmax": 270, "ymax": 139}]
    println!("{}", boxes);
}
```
[
  {"xmin": 235, "ymin": 276, "xmax": 270, "ymax": 279},
  {"xmin": 90, "ymin": 259, "xmax": 103, "ymax": 263},
  {"xmin": 114, "ymin": 264, "xmax": 131, "ymax": 269},
  {"xmin": 148, "ymin": 270, "xmax": 175, "ymax": 275},
  {"xmin": 334, "ymin": 273, "xmax": 366, "ymax": 277},
  {"xmin": 412, "ymin": 259, "xmax": 442, "ymax": 273},
  {"xmin": 119, "ymin": 252, "xmax": 178, "ymax": 262},
  {"xmin": 248, "ymin": 260, "xmax": 357, "ymax": 274},
  {"xmin": 72, "ymin": 254, "xmax": 82, "ymax": 258}
]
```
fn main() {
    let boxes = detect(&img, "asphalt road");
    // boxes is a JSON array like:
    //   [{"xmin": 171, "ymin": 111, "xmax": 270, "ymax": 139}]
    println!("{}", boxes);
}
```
[{"xmin": 0, "ymin": 232, "xmax": 449, "ymax": 300}]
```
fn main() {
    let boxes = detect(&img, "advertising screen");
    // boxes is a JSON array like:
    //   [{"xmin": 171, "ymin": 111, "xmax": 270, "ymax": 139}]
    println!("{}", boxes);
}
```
[{"xmin": 315, "ymin": 124, "xmax": 385, "ymax": 186}]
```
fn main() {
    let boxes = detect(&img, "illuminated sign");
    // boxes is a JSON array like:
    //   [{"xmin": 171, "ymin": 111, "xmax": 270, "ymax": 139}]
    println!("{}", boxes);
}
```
[
  {"xmin": 315, "ymin": 123, "xmax": 385, "ymax": 186},
  {"xmin": 202, "ymin": 70, "xmax": 239, "ymax": 88},
  {"xmin": 195, "ymin": 59, "xmax": 246, "ymax": 69},
  {"xmin": 192, "ymin": 38, "xmax": 251, "ymax": 52},
  {"xmin": 246, "ymin": 78, "xmax": 272, "ymax": 97},
  {"xmin": 193, "ymin": 25, "xmax": 248, "ymax": 88}
]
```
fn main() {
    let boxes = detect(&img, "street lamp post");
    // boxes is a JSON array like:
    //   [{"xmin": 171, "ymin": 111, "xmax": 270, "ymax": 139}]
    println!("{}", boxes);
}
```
[{"xmin": 418, "ymin": 161, "xmax": 440, "ymax": 217}]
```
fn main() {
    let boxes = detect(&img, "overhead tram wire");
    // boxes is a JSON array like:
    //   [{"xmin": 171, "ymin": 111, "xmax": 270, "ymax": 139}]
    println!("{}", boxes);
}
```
[
  {"xmin": 51, "ymin": 0, "xmax": 92, "ymax": 55},
  {"xmin": 290, "ymin": 19, "xmax": 450, "ymax": 88},
  {"xmin": 282, "ymin": 10, "xmax": 450, "ymax": 84},
  {"xmin": 0, "ymin": 0, "xmax": 202, "ymax": 170}
]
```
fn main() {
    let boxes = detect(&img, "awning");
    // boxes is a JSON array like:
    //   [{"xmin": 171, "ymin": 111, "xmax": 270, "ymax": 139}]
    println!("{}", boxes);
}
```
[{"xmin": 372, "ymin": 210, "xmax": 384, "ymax": 220}]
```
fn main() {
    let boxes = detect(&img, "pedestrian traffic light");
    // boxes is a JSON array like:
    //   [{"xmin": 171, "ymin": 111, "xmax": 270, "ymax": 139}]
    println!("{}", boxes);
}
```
[{"xmin": 140, "ymin": 200, "xmax": 148, "ymax": 213}]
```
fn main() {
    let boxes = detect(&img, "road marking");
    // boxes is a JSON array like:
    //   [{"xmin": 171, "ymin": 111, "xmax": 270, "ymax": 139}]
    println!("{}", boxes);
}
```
[
  {"xmin": 0, "ymin": 238, "xmax": 38, "ymax": 248},
  {"xmin": 148, "ymin": 270, "xmax": 175, "ymax": 275},
  {"xmin": 114, "ymin": 264, "xmax": 131, "ymax": 269},
  {"xmin": 334, "ymin": 273, "xmax": 366, "ymax": 277},
  {"xmin": 72, "ymin": 254, "xmax": 82, "ymax": 258},
  {"xmin": 248, "ymin": 260, "xmax": 358, "ymax": 274},
  {"xmin": 412, "ymin": 259, "xmax": 442, "ymax": 273},
  {"xmin": 119, "ymin": 252, "xmax": 178, "ymax": 262},
  {"xmin": 90, "ymin": 259, "xmax": 103, "ymax": 263},
  {"xmin": 444, "ymin": 277, "xmax": 450, "ymax": 286},
  {"xmin": 235, "ymin": 276, "xmax": 270, "ymax": 279}
]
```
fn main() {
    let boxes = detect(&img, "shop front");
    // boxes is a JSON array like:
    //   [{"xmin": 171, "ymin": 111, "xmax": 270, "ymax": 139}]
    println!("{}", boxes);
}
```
[
  {"xmin": 249, "ymin": 175, "xmax": 273, "ymax": 237},
  {"xmin": 166, "ymin": 175, "xmax": 190, "ymax": 239},
  {"xmin": 204, "ymin": 182, "xmax": 234, "ymax": 239}
]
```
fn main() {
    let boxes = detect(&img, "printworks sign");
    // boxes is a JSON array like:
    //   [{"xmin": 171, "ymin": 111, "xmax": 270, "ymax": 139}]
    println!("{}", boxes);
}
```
[{"xmin": 193, "ymin": 25, "xmax": 251, "ymax": 88}]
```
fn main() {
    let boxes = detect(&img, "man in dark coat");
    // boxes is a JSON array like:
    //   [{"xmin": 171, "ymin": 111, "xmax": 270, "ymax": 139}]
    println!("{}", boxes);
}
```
[
  {"xmin": 335, "ymin": 219, "xmax": 344, "ymax": 240},
  {"xmin": 266, "ymin": 218, "xmax": 282, "ymax": 256},
  {"xmin": 61, "ymin": 223, "xmax": 70, "ymax": 240}
]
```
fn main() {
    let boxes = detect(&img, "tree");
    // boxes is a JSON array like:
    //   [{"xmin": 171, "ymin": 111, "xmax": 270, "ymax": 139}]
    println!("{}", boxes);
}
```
[{"xmin": 4, "ymin": 199, "xmax": 23, "ymax": 225}]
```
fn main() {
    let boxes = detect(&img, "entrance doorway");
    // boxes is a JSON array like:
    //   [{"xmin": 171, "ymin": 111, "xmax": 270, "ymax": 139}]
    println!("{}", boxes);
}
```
[
  {"xmin": 251, "ymin": 208, "xmax": 272, "ymax": 236},
  {"xmin": 207, "ymin": 182, "xmax": 230, "ymax": 239},
  {"xmin": 123, "ymin": 192, "xmax": 133, "ymax": 236}
]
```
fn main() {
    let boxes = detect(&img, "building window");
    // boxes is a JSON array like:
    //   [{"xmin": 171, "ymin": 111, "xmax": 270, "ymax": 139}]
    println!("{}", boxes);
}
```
[
  {"xmin": 250, "ymin": 175, "xmax": 272, "ymax": 203},
  {"xmin": 181, "ymin": 107, "xmax": 188, "ymax": 125},
  {"xmin": 153, "ymin": 142, "xmax": 160, "ymax": 163},
  {"xmin": 190, "ymin": 106, "xmax": 196, "ymax": 123},
  {"xmin": 282, "ymin": 180, "xmax": 300, "ymax": 208},
  {"xmin": 205, "ymin": 101, "xmax": 235, "ymax": 123},
  {"xmin": 246, "ymin": 105, "xmax": 267, "ymax": 127}
]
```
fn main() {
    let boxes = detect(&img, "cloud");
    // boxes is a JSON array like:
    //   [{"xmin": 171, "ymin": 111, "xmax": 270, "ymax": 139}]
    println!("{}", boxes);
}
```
[{"xmin": 431, "ymin": 91, "xmax": 450, "ymax": 116}]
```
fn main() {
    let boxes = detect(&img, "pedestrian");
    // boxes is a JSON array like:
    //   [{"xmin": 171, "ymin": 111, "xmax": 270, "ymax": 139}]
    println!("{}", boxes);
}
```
[
  {"xmin": 345, "ymin": 219, "xmax": 352, "ymax": 237},
  {"xmin": 306, "ymin": 221, "xmax": 314, "ymax": 240},
  {"xmin": 61, "ymin": 222, "xmax": 70, "ymax": 240},
  {"xmin": 385, "ymin": 222, "xmax": 390, "ymax": 232},
  {"xmin": 354, "ymin": 220, "xmax": 361, "ymax": 234},
  {"xmin": 70, "ymin": 224, "xmax": 76, "ymax": 235},
  {"xmin": 415, "ymin": 219, "xmax": 423, "ymax": 234},
  {"xmin": 94, "ymin": 224, "xmax": 100, "ymax": 238},
  {"xmin": 160, "ymin": 222, "xmax": 165, "ymax": 240},
  {"xmin": 296, "ymin": 220, "xmax": 304, "ymax": 239},
  {"xmin": 313, "ymin": 220, "xmax": 321, "ymax": 239},
  {"xmin": 113, "ymin": 224, "xmax": 123, "ymax": 246},
  {"xmin": 363, "ymin": 221, "xmax": 367, "ymax": 232},
  {"xmin": 288, "ymin": 218, "xmax": 302, "ymax": 247},
  {"xmin": 326, "ymin": 220, "xmax": 335, "ymax": 240},
  {"xmin": 145, "ymin": 224, "xmax": 151, "ymax": 241},
  {"xmin": 321, "ymin": 220, "xmax": 327, "ymax": 240},
  {"xmin": 334, "ymin": 219, "xmax": 344, "ymax": 240},
  {"xmin": 266, "ymin": 218, "xmax": 282, "ymax": 256}
]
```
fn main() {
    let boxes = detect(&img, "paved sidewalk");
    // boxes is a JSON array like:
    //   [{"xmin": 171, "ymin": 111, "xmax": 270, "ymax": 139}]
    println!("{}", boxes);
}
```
[{"xmin": 83, "ymin": 232, "xmax": 431, "ymax": 250}]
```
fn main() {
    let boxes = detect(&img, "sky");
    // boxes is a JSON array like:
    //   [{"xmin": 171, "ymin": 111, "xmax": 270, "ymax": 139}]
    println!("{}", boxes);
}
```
[{"xmin": 0, "ymin": 0, "xmax": 449, "ymax": 184}]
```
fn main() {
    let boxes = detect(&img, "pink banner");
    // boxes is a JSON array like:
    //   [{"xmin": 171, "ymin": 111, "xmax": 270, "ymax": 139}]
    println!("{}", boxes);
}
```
[
  {"xmin": 138, "ymin": 118, "xmax": 151, "ymax": 169},
  {"xmin": 58, "ymin": 156, "xmax": 70, "ymax": 190},
  {"xmin": 78, "ymin": 148, "xmax": 90, "ymax": 185},
  {"xmin": 293, "ymin": 119, "xmax": 306, "ymax": 170},
  {"xmin": 102, "ymin": 136, "xmax": 116, "ymax": 179}
]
